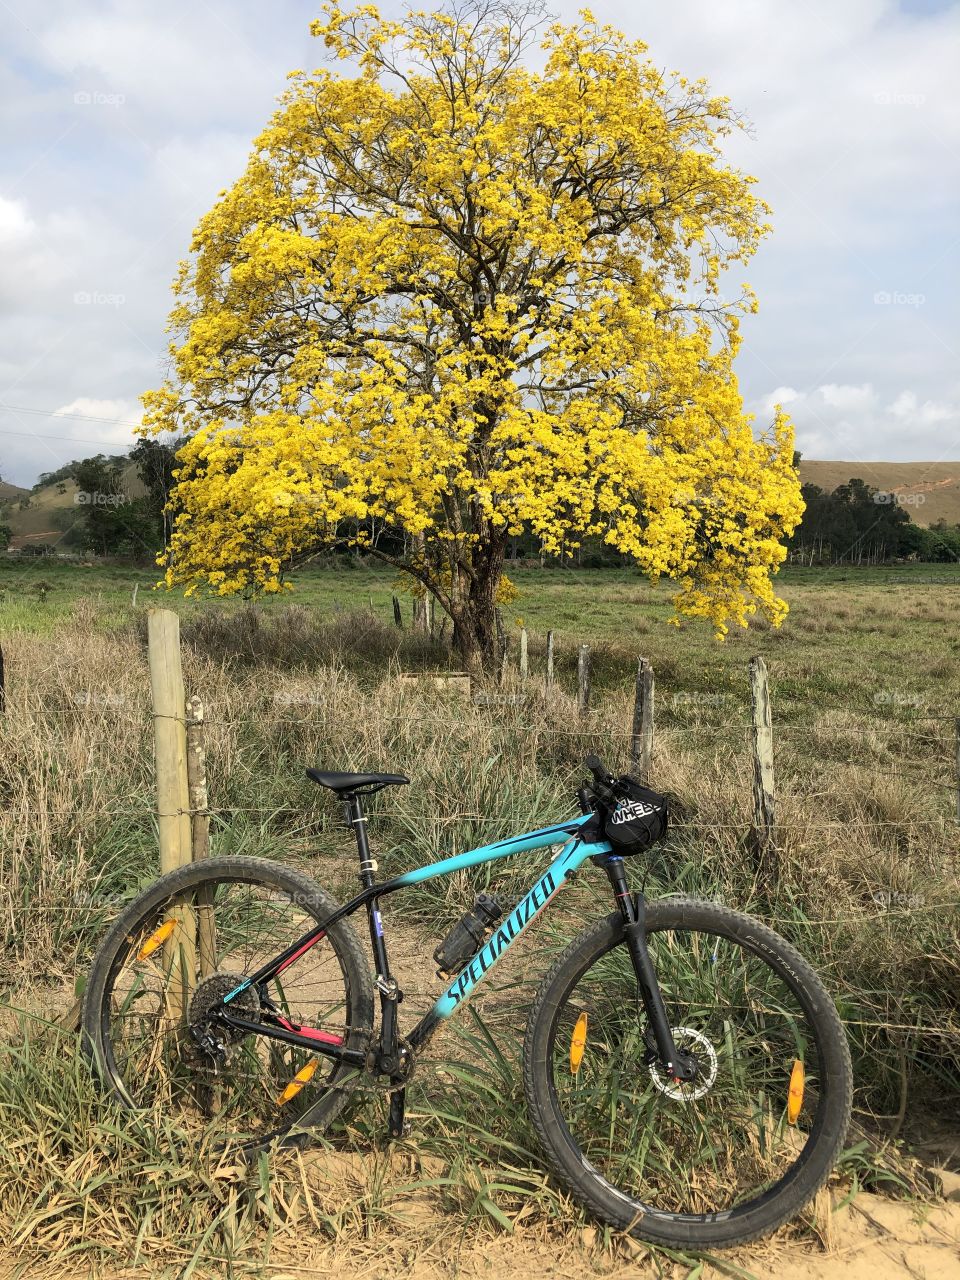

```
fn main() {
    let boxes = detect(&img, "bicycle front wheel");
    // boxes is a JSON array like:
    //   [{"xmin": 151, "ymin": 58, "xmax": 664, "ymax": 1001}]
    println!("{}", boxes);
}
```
[{"xmin": 523, "ymin": 897, "xmax": 852, "ymax": 1248}]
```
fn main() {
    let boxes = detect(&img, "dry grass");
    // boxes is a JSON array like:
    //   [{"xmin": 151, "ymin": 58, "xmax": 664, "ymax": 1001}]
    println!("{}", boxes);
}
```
[{"xmin": 0, "ymin": 597, "xmax": 957, "ymax": 1275}]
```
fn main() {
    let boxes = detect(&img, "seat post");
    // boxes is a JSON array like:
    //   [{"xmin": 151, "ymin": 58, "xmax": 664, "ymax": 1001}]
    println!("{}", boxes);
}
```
[{"xmin": 344, "ymin": 791, "xmax": 377, "ymax": 887}]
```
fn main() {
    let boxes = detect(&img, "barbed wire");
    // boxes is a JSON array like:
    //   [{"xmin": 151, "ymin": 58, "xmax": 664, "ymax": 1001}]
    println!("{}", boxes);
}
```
[
  {"xmin": 1, "ymin": 805, "xmax": 956, "ymax": 828},
  {"xmin": 3, "ymin": 899, "xmax": 957, "ymax": 920},
  {"xmin": 4, "ymin": 705, "xmax": 959, "ymax": 747}
]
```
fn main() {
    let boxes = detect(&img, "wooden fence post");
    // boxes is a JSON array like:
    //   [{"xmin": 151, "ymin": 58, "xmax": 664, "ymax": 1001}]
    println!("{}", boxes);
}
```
[
  {"xmin": 495, "ymin": 609, "xmax": 507, "ymax": 686},
  {"xmin": 519, "ymin": 627, "xmax": 528, "ymax": 682},
  {"xmin": 392, "ymin": 595, "xmax": 403, "ymax": 629},
  {"xmin": 630, "ymin": 657, "xmax": 654, "ymax": 783},
  {"xmin": 577, "ymin": 644, "xmax": 591, "ymax": 717},
  {"xmin": 749, "ymin": 655, "xmax": 777, "ymax": 882},
  {"xmin": 186, "ymin": 695, "xmax": 216, "ymax": 980},
  {"xmin": 147, "ymin": 609, "xmax": 196, "ymax": 1017},
  {"xmin": 545, "ymin": 630, "xmax": 554, "ymax": 691}
]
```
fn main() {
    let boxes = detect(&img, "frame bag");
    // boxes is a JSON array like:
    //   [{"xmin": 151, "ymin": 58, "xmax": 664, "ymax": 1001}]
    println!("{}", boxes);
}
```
[{"xmin": 604, "ymin": 779, "xmax": 668, "ymax": 855}]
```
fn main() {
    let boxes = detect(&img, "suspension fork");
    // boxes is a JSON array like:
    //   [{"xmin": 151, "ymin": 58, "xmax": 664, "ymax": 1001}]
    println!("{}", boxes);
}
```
[{"xmin": 603, "ymin": 857, "xmax": 696, "ymax": 1081}]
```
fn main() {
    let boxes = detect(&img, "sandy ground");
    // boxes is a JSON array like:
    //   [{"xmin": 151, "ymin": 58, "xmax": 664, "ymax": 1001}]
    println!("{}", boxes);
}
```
[
  {"xmin": 243, "ymin": 1187, "xmax": 960, "ymax": 1280},
  {"xmin": 7, "ymin": 1188, "xmax": 957, "ymax": 1280}
]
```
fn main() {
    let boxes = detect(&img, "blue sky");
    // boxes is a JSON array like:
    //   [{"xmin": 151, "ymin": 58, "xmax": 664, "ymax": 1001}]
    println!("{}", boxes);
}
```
[{"xmin": 0, "ymin": 0, "xmax": 957, "ymax": 487}]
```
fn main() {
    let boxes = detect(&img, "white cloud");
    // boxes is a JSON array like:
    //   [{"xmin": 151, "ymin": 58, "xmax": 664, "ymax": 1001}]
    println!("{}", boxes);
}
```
[
  {"xmin": 0, "ymin": 196, "xmax": 34, "ymax": 243},
  {"xmin": 761, "ymin": 386, "xmax": 802, "ymax": 412},
  {"xmin": 888, "ymin": 390, "xmax": 955, "ymax": 424},
  {"xmin": 820, "ymin": 384, "xmax": 877, "ymax": 410},
  {"xmin": 754, "ymin": 381, "xmax": 960, "ymax": 461},
  {"xmin": 0, "ymin": 0, "xmax": 957, "ymax": 485},
  {"xmin": 51, "ymin": 398, "xmax": 141, "ymax": 450}
]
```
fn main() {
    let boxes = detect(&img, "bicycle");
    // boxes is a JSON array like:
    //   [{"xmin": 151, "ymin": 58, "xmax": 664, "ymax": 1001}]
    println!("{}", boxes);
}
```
[{"xmin": 82, "ymin": 755, "xmax": 852, "ymax": 1249}]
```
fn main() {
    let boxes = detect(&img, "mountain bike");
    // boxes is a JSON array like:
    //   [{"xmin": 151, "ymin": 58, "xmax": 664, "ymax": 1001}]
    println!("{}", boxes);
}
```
[{"xmin": 82, "ymin": 756, "xmax": 852, "ymax": 1248}]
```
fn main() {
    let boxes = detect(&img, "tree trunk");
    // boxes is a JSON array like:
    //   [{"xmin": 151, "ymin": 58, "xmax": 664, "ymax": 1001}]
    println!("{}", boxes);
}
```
[{"xmin": 450, "ymin": 532, "xmax": 508, "ymax": 676}]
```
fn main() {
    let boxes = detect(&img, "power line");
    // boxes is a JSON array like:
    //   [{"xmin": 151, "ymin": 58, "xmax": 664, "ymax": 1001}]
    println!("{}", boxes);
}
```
[
  {"xmin": 0, "ymin": 425, "xmax": 133, "ymax": 448},
  {"xmin": 0, "ymin": 402, "xmax": 144, "ymax": 430}
]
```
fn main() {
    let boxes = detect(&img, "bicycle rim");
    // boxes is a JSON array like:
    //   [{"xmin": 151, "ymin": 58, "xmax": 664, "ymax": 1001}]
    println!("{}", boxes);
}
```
[
  {"xmin": 547, "ymin": 920, "xmax": 833, "ymax": 1219},
  {"xmin": 92, "ymin": 870, "xmax": 363, "ymax": 1149}
]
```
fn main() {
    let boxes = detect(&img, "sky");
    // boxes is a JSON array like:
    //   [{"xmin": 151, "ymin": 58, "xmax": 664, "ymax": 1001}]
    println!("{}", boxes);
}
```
[{"xmin": 0, "ymin": 0, "xmax": 957, "ymax": 488}]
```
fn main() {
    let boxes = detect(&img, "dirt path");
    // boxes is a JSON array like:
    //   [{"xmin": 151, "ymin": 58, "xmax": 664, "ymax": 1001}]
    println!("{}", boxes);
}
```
[{"xmin": 186, "ymin": 1188, "xmax": 960, "ymax": 1279}]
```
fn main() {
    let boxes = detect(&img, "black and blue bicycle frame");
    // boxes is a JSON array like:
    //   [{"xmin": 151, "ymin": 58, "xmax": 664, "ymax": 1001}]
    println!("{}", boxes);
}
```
[{"xmin": 216, "ymin": 808, "xmax": 689, "ymax": 1080}]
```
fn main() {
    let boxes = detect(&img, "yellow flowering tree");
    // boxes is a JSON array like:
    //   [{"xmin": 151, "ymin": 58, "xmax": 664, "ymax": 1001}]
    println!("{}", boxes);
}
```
[{"xmin": 144, "ymin": 3, "xmax": 802, "ymax": 672}]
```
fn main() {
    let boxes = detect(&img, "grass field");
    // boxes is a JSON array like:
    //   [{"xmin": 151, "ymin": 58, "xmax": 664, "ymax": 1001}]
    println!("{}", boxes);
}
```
[{"xmin": 0, "ymin": 557, "xmax": 958, "ymax": 1276}]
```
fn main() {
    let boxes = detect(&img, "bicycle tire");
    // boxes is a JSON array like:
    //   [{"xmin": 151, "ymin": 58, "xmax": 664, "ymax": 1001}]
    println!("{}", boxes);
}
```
[
  {"xmin": 523, "ymin": 897, "xmax": 852, "ymax": 1248},
  {"xmin": 82, "ymin": 856, "xmax": 374, "ymax": 1150}
]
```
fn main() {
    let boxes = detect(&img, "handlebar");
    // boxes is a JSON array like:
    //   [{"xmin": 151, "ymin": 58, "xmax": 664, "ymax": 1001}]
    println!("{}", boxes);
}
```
[{"xmin": 583, "ymin": 754, "xmax": 618, "ymax": 806}]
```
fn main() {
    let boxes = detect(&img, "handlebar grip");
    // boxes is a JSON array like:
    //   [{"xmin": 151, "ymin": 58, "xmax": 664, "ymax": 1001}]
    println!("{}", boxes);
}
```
[{"xmin": 584, "ymin": 756, "xmax": 617, "ymax": 804}]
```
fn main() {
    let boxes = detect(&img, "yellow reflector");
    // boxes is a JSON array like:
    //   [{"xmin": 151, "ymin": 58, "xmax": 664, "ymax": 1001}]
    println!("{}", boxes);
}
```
[
  {"xmin": 136, "ymin": 918, "xmax": 178, "ymax": 960},
  {"xmin": 277, "ymin": 1059, "xmax": 319, "ymax": 1106},
  {"xmin": 787, "ymin": 1059, "xmax": 805, "ymax": 1125},
  {"xmin": 570, "ymin": 1011, "xmax": 588, "ymax": 1075}
]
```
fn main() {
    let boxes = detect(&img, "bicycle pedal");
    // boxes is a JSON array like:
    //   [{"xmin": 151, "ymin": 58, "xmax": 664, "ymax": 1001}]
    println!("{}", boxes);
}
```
[{"xmin": 387, "ymin": 1086, "xmax": 406, "ymax": 1139}]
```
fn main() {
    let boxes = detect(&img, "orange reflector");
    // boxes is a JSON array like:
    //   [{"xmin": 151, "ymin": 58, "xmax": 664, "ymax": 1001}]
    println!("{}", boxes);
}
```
[
  {"xmin": 136, "ymin": 918, "xmax": 178, "ymax": 960},
  {"xmin": 277, "ymin": 1059, "xmax": 319, "ymax": 1106},
  {"xmin": 787, "ymin": 1059, "xmax": 805, "ymax": 1125},
  {"xmin": 570, "ymin": 1012, "xmax": 588, "ymax": 1075}
]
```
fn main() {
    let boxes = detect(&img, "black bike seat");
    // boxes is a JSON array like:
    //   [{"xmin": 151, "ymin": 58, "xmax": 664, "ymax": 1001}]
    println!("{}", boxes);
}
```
[{"xmin": 306, "ymin": 769, "xmax": 409, "ymax": 794}]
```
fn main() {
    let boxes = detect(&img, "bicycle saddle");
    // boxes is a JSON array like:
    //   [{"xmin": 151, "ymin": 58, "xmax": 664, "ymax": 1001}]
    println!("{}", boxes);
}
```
[{"xmin": 305, "ymin": 769, "xmax": 409, "ymax": 794}]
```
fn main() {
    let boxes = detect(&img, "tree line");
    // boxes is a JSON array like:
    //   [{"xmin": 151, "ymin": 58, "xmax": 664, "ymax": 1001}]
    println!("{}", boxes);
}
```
[
  {"xmin": 0, "ymin": 439, "xmax": 181, "ymax": 559},
  {"xmin": 4, "ymin": 451, "xmax": 958, "ymax": 568},
  {"xmin": 787, "ymin": 476, "xmax": 960, "ymax": 565}
]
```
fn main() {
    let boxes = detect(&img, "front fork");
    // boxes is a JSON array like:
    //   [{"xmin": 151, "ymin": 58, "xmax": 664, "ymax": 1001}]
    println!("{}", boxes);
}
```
[{"xmin": 602, "ymin": 856, "xmax": 697, "ymax": 1082}]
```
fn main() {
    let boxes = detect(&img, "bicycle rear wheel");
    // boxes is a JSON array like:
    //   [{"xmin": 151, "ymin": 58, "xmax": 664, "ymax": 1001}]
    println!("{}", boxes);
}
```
[
  {"xmin": 523, "ymin": 897, "xmax": 852, "ymax": 1248},
  {"xmin": 82, "ymin": 856, "xmax": 373, "ymax": 1153}
]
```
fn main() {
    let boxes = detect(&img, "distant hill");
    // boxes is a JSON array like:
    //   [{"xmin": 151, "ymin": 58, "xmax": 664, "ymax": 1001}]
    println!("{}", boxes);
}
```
[
  {"xmin": 5, "ymin": 458, "xmax": 957, "ymax": 551},
  {"xmin": 2, "ymin": 462, "xmax": 145, "ymax": 549},
  {"xmin": 0, "ymin": 479, "xmax": 29, "ymax": 504},
  {"xmin": 798, "ymin": 460, "xmax": 958, "ymax": 528}
]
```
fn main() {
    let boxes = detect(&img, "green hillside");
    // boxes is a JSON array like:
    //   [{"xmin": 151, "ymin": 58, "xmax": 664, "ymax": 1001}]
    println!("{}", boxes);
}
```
[{"xmin": 0, "ymin": 479, "xmax": 29, "ymax": 504}]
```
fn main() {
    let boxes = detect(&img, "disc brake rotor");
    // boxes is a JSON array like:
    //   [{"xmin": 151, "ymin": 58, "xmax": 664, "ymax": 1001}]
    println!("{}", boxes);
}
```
[{"xmin": 648, "ymin": 1026, "xmax": 718, "ymax": 1101}]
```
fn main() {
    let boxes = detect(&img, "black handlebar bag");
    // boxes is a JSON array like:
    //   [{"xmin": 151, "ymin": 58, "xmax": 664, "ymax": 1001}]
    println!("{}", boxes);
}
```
[{"xmin": 603, "ymin": 779, "xmax": 668, "ymax": 855}]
